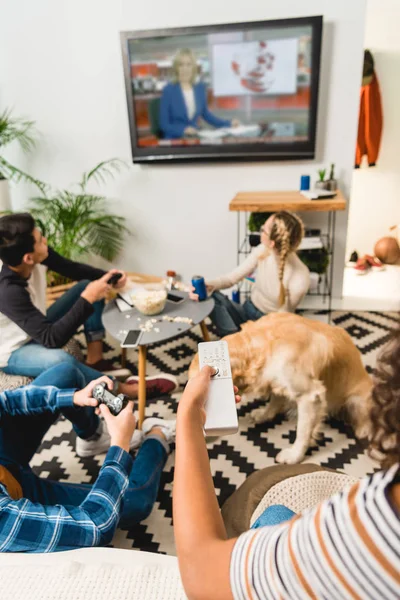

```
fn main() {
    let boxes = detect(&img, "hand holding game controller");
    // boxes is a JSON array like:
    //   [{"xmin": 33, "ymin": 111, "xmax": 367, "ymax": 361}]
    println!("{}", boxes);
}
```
[
  {"xmin": 91, "ymin": 381, "xmax": 128, "ymax": 416},
  {"xmin": 73, "ymin": 376, "xmax": 114, "ymax": 408},
  {"xmin": 94, "ymin": 384, "xmax": 136, "ymax": 453},
  {"xmin": 107, "ymin": 272, "xmax": 124, "ymax": 286}
]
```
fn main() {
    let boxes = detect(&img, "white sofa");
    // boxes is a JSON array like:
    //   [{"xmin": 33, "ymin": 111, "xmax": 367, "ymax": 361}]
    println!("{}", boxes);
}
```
[{"xmin": 0, "ymin": 547, "xmax": 187, "ymax": 600}]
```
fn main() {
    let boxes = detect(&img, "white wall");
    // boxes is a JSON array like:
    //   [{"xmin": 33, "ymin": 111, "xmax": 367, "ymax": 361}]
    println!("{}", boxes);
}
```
[
  {"xmin": 346, "ymin": 0, "xmax": 400, "ymax": 259},
  {"xmin": 1, "ymin": 0, "xmax": 366, "ymax": 298}
]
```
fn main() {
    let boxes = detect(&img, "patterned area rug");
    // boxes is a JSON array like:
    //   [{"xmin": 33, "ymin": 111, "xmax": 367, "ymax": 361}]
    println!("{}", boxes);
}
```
[{"xmin": 31, "ymin": 310, "xmax": 398, "ymax": 555}]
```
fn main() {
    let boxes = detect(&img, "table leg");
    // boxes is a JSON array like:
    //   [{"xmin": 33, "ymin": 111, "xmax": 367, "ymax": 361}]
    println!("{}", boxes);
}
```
[
  {"xmin": 138, "ymin": 345, "xmax": 147, "ymax": 429},
  {"xmin": 121, "ymin": 346, "xmax": 127, "ymax": 369},
  {"xmin": 200, "ymin": 320, "xmax": 210, "ymax": 342}
]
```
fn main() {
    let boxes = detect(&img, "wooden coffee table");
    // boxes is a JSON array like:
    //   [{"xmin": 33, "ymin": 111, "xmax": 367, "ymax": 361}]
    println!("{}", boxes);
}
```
[{"xmin": 102, "ymin": 286, "xmax": 214, "ymax": 427}]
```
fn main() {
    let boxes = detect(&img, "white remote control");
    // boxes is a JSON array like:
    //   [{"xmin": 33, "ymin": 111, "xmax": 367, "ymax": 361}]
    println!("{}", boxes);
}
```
[{"xmin": 198, "ymin": 341, "xmax": 238, "ymax": 436}]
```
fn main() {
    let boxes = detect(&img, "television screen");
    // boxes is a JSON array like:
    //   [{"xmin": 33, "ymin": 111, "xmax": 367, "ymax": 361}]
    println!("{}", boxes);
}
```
[{"xmin": 120, "ymin": 16, "xmax": 323, "ymax": 163}]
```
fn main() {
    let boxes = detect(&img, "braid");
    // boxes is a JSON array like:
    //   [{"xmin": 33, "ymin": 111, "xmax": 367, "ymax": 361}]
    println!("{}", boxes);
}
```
[
  {"xmin": 275, "ymin": 223, "xmax": 290, "ymax": 306},
  {"xmin": 270, "ymin": 211, "xmax": 305, "ymax": 307}
]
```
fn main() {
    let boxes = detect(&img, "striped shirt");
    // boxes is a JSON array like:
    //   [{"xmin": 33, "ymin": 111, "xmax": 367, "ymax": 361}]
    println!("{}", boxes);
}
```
[
  {"xmin": 230, "ymin": 466, "xmax": 400, "ymax": 600},
  {"xmin": 0, "ymin": 385, "xmax": 133, "ymax": 553}
]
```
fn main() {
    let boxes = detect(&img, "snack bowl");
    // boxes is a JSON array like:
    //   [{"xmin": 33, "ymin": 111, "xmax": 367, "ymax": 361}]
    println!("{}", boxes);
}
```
[{"xmin": 131, "ymin": 284, "xmax": 167, "ymax": 316}]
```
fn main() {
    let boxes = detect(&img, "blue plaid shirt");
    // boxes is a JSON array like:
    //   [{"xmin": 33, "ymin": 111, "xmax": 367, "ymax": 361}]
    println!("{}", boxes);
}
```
[{"xmin": 0, "ymin": 385, "xmax": 133, "ymax": 553}]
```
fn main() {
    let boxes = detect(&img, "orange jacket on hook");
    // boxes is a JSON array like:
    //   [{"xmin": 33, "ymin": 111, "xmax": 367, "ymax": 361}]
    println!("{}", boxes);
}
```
[{"xmin": 355, "ymin": 73, "xmax": 383, "ymax": 167}]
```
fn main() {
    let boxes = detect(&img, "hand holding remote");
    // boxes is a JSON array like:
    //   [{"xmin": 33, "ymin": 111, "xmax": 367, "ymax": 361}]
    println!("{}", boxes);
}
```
[
  {"xmin": 179, "ymin": 344, "xmax": 241, "ymax": 435},
  {"xmin": 198, "ymin": 341, "xmax": 239, "ymax": 436}
]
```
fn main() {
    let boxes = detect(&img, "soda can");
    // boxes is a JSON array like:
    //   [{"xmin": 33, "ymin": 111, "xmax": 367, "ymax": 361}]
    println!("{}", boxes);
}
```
[
  {"xmin": 232, "ymin": 289, "xmax": 240, "ymax": 303},
  {"xmin": 191, "ymin": 275, "xmax": 207, "ymax": 301}
]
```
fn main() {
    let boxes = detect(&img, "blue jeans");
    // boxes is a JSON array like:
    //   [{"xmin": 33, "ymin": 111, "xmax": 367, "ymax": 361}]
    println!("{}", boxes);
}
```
[
  {"xmin": 209, "ymin": 291, "xmax": 265, "ymax": 337},
  {"xmin": 251, "ymin": 505, "xmax": 296, "ymax": 528},
  {"xmin": 3, "ymin": 280, "xmax": 106, "ymax": 383},
  {"xmin": 20, "ymin": 437, "xmax": 167, "ymax": 528},
  {"xmin": 3, "ymin": 363, "xmax": 168, "ymax": 528},
  {"xmin": 0, "ymin": 364, "xmax": 100, "ymax": 470}
]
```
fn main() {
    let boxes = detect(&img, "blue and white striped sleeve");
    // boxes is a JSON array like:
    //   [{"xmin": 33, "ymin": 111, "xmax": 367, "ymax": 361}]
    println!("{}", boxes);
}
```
[{"xmin": 0, "ymin": 385, "xmax": 75, "ymax": 418}]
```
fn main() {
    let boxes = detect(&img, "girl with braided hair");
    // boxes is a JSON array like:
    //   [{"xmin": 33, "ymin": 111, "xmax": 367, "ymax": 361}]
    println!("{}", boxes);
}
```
[{"xmin": 191, "ymin": 211, "xmax": 310, "ymax": 337}]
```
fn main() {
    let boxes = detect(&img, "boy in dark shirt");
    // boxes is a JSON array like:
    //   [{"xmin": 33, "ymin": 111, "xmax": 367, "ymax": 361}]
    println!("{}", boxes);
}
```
[{"xmin": 0, "ymin": 213, "xmax": 177, "ymax": 455}]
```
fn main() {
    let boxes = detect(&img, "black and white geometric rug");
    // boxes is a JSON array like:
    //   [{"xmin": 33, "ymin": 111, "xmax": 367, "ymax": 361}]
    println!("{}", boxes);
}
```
[{"xmin": 31, "ymin": 310, "xmax": 398, "ymax": 555}]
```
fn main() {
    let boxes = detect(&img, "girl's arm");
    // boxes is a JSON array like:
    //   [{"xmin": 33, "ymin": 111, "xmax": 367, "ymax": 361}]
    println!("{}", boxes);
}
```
[
  {"xmin": 174, "ymin": 367, "xmax": 239, "ymax": 600},
  {"xmin": 208, "ymin": 245, "xmax": 265, "ymax": 290}
]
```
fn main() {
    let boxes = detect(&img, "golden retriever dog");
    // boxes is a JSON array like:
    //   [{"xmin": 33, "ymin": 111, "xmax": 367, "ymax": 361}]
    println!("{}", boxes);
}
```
[{"xmin": 189, "ymin": 312, "xmax": 372, "ymax": 464}]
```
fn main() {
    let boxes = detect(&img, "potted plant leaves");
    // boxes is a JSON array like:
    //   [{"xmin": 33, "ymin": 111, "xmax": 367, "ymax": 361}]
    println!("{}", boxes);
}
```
[
  {"xmin": 248, "ymin": 212, "xmax": 273, "ymax": 247},
  {"xmin": 0, "ymin": 108, "xmax": 47, "ymax": 211},
  {"xmin": 325, "ymin": 163, "xmax": 338, "ymax": 191},
  {"xmin": 298, "ymin": 247, "xmax": 329, "ymax": 274},
  {"xmin": 29, "ymin": 159, "xmax": 130, "ymax": 287},
  {"xmin": 315, "ymin": 168, "xmax": 327, "ymax": 190}
]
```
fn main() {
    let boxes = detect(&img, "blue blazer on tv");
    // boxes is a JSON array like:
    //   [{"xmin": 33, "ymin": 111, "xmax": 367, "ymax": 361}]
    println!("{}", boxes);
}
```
[{"xmin": 159, "ymin": 82, "xmax": 231, "ymax": 139}]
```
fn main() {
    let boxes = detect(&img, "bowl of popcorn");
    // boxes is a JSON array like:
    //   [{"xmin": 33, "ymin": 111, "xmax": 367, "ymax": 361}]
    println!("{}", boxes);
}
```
[{"xmin": 131, "ymin": 284, "xmax": 167, "ymax": 316}]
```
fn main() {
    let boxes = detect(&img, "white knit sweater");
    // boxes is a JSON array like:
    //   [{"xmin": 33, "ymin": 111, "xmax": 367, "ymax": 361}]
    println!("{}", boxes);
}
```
[{"xmin": 208, "ymin": 244, "xmax": 310, "ymax": 314}]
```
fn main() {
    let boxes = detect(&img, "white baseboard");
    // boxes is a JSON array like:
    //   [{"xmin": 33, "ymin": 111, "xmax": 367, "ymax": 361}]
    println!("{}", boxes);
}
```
[{"xmin": 300, "ymin": 295, "xmax": 400, "ymax": 312}]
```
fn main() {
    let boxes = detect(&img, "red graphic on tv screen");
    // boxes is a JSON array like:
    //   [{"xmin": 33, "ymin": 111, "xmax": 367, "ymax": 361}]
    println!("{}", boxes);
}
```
[{"xmin": 231, "ymin": 41, "xmax": 275, "ymax": 93}]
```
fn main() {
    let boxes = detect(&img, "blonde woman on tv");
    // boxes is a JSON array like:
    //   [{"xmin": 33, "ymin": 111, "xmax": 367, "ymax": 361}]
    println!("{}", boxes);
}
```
[{"xmin": 159, "ymin": 48, "xmax": 239, "ymax": 139}]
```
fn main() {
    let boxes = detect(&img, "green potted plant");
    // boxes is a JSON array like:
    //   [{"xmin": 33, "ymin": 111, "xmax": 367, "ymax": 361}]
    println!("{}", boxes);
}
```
[
  {"xmin": 248, "ymin": 212, "xmax": 273, "ymax": 247},
  {"xmin": 29, "ymin": 159, "xmax": 130, "ymax": 286},
  {"xmin": 0, "ymin": 108, "xmax": 47, "ymax": 211},
  {"xmin": 315, "ymin": 168, "xmax": 327, "ymax": 191},
  {"xmin": 325, "ymin": 163, "xmax": 338, "ymax": 191},
  {"xmin": 298, "ymin": 247, "xmax": 329, "ymax": 274}
]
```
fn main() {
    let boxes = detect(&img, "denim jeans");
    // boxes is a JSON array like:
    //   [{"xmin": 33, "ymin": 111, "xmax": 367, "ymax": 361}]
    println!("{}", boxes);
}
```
[
  {"xmin": 209, "ymin": 291, "xmax": 265, "ymax": 337},
  {"xmin": 251, "ymin": 505, "xmax": 296, "ymax": 529},
  {"xmin": 0, "ymin": 363, "xmax": 99, "ymax": 470},
  {"xmin": 3, "ymin": 280, "xmax": 106, "ymax": 382},
  {"xmin": 3, "ymin": 362, "xmax": 168, "ymax": 528},
  {"xmin": 20, "ymin": 437, "xmax": 167, "ymax": 528}
]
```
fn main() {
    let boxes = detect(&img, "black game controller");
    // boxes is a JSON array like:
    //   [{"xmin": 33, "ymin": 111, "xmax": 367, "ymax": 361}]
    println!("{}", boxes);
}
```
[
  {"xmin": 107, "ymin": 273, "xmax": 123, "ymax": 286},
  {"xmin": 92, "ymin": 382, "xmax": 128, "ymax": 416}
]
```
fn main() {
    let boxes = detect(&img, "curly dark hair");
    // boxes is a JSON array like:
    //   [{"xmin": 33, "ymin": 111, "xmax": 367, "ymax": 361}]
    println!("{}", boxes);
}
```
[{"xmin": 369, "ymin": 320, "xmax": 400, "ymax": 468}]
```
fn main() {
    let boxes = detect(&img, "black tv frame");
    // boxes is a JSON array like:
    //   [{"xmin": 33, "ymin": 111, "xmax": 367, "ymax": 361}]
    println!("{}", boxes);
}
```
[{"xmin": 120, "ymin": 16, "xmax": 323, "ymax": 164}]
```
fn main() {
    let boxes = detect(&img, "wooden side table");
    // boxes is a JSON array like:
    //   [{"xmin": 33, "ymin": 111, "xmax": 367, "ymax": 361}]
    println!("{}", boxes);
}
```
[
  {"xmin": 102, "ymin": 291, "xmax": 214, "ymax": 428},
  {"xmin": 229, "ymin": 191, "xmax": 347, "ymax": 315}
]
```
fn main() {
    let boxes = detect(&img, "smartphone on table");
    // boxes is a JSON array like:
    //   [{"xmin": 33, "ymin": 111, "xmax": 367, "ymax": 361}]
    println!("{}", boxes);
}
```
[
  {"xmin": 167, "ymin": 292, "xmax": 185, "ymax": 304},
  {"xmin": 121, "ymin": 330, "xmax": 143, "ymax": 348}
]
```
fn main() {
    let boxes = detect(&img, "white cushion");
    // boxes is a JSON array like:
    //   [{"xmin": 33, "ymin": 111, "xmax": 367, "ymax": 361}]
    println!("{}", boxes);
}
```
[
  {"xmin": 250, "ymin": 470, "xmax": 359, "ymax": 526},
  {"xmin": 0, "ymin": 548, "xmax": 187, "ymax": 600}
]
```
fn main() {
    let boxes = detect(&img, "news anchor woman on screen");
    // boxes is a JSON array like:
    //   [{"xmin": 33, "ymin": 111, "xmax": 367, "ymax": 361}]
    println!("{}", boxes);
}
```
[{"xmin": 159, "ymin": 48, "xmax": 239, "ymax": 139}]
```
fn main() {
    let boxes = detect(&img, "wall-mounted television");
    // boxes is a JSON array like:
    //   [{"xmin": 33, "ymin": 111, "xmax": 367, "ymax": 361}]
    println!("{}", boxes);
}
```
[{"xmin": 120, "ymin": 16, "xmax": 323, "ymax": 164}]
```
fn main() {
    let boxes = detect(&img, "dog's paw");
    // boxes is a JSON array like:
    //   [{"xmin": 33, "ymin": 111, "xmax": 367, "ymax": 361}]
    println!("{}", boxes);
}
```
[
  {"xmin": 276, "ymin": 447, "xmax": 304, "ymax": 465},
  {"xmin": 355, "ymin": 424, "xmax": 371, "ymax": 440},
  {"xmin": 250, "ymin": 407, "xmax": 269, "ymax": 424}
]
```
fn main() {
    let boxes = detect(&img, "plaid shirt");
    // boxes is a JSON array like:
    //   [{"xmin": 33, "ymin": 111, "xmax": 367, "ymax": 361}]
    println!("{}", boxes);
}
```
[{"xmin": 0, "ymin": 385, "xmax": 133, "ymax": 553}]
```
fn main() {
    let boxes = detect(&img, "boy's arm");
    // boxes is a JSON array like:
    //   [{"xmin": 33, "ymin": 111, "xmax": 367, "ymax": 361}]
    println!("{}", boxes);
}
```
[
  {"xmin": 0, "ymin": 385, "xmax": 76, "ymax": 418},
  {"xmin": 0, "ymin": 446, "xmax": 133, "ymax": 553},
  {"xmin": 0, "ymin": 284, "xmax": 93, "ymax": 349},
  {"xmin": 43, "ymin": 247, "xmax": 106, "ymax": 281}
]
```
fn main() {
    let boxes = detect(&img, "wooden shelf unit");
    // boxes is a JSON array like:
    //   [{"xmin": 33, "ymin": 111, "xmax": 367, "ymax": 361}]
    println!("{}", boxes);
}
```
[
  {"xmin": 229, "ymin": 190, "xmax": 346, "ymax": 213},
  {"xmin": 229, "ymin": 190, "xmax": 347, "ymax": 317}
]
